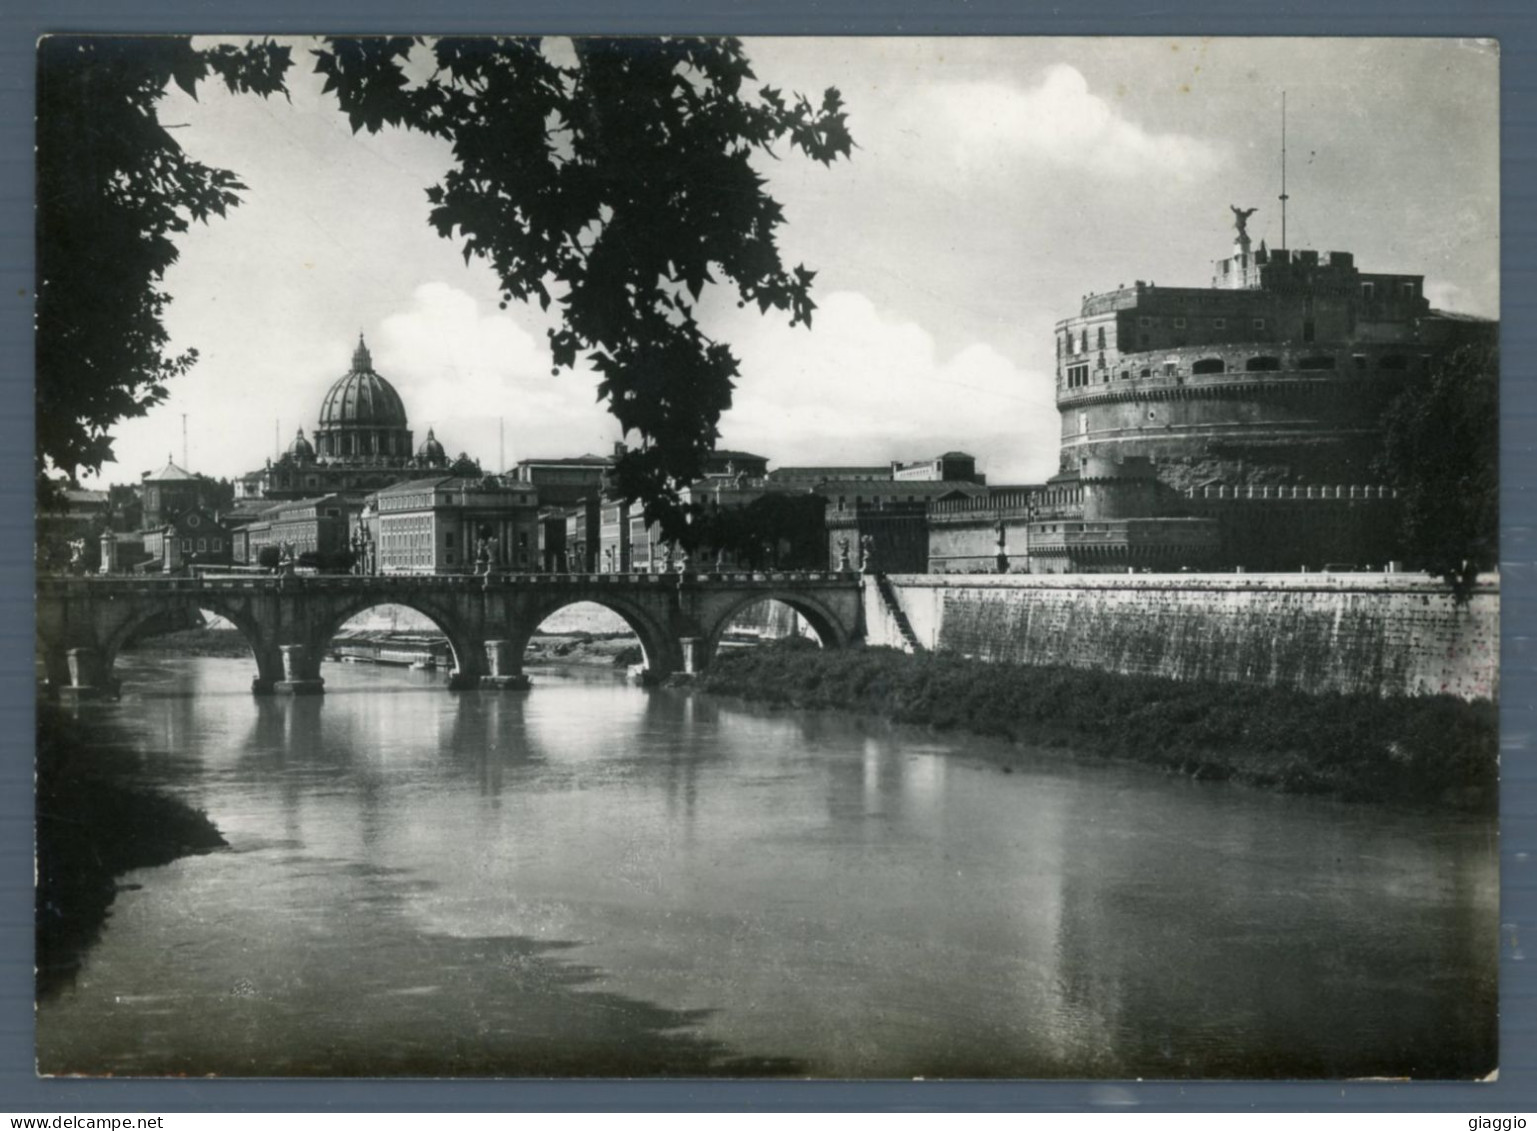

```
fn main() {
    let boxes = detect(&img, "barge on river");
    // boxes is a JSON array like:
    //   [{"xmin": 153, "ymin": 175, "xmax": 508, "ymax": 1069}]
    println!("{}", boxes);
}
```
[{"xmin": 330, "ymin": 632, "xmax": 453, "ymax": 670}]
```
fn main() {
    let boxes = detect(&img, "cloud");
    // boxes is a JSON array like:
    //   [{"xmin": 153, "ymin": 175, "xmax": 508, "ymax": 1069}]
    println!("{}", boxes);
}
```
[
  {"xmin": 375, "ymin": 282, "xmax": 615, "ymax": 466},
  {"xmin": 1422, "ymin": 279, "xmax": 1478, "ymax": 314},
  {"xmin": 719, "ymin": 291, "xmax": 1061, "ymax": 483},
  {"xmin": 915, "ymin": 65, "xmax": 1221, "ymax": 181},
  {"xmin": 374, "ymin": 283, "xmax": 1064, "ymax": 485}
]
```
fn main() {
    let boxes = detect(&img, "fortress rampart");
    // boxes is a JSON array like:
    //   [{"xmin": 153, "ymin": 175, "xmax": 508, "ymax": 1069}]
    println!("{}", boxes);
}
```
[{"xmin": 863, "ymin": 573, "xmax": 1497, "ymax": 702}]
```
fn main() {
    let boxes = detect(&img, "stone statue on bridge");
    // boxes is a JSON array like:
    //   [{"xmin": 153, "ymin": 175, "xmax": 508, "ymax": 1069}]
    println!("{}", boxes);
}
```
[
  {"xmin": 838, "ymin": 537, "xmax": 852, "ymax": 572},
  {"xmin": 1230, "ymin": 204, "xmax": 1257, "ymax": 238},
  {"xmin": 994, "ymin": 518, "xmax": 1010, "ymax": 574},
  {"xmin": 476, "ymin": 536, "xmax": 494, "ymax": 575},
  {"xmin": 859, "ymin": 534, "xmax": 874, "ymax": 574}
]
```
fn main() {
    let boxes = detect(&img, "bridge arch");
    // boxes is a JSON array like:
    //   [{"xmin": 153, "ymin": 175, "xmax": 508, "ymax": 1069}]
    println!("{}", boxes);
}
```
[
  {"xmin": 697, "ymin": 589, "xmax": 853, "ymax": 671},
  {"xmin": 307, "ymin": 593, "xmax": 486, "ymax": 687},
  {"xmin": 517, "ymin": 592, "xmax": 683, "ymax": 681},
  {"xmin": 98, "ymin": 594, "xmax": 280, "ymax": 692}
]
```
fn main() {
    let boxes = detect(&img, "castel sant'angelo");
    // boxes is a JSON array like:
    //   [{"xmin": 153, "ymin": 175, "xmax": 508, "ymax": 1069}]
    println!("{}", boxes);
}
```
[{"xmin": 927, "ymin": 205, "xmax": 1495, "ymax": 574}]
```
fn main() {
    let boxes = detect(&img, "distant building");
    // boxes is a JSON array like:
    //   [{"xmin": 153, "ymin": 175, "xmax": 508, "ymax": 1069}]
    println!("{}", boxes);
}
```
[
  {"xmin": 824, "ymin": 479, "xmax": 986, "ymax": 574},
  {"xmin": 233, "ymin": 494, "xmax": 360, "ymax": 569},
  {"xmin": 701, "ymin": 450, "xmax": 769, "ymax": 479},
  {"xmin": 563, "ymin": 498, "xmax": 601, "ymax": 573},
  {"xmin": 366, "ymin": 475, "xmax": 539, "ymax": 575},
  {"xmin": 768, "ymin": 465, "xmax": 891, "ymax": 486},
  {"xmin": 891, "ymin": 452, "xmax": 984, "ymax": 484},
  {"xmin": 141, "ymin": 456, "xmax": 204, "ymax": 529},
  {"xmin": 598, "ymin": 497, "xmax": 631, "ymax": 573},
  {"xmin": 1053, "ymin": 227, "xmax": 1493, "ymax": 489},
  {"xmin": 928, "ymin": 212, "xmax": 1497, "ymax": 574},
  {"xmin": 36, "ymin": 485, "xmax": 112, "ymax": 573},
  {"xmin": 139, "ymin": 506, "xmax": 234, "ymax": 573},
  {"xmin": 511, "ymin": 453, "xmax": 613, "ymax": 509}
]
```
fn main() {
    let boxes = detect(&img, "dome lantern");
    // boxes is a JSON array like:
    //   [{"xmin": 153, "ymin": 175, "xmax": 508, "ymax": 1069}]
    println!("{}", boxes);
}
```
[{"xmin": 351, "ymin": 332, "xmax": 372, "ymax": 373}]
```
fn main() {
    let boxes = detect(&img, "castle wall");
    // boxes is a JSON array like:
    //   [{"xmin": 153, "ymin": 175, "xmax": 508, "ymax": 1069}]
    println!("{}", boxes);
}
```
[{"xmin": 863, "ymin": 573, "xmax": 1497, "ymax": 701}]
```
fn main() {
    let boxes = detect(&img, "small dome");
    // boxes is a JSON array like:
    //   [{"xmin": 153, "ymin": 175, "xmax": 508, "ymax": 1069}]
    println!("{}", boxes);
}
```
[
  {"xmin": 417, "ymin": 427, "xmax": 446, "ymax": 464},
  {"xmin": 317, "ymin": 334, "xmax": 408, "ymax": 429},
  {"xmin": 287, "ymin": 428, "xmax": 315, "ymax": 460}
]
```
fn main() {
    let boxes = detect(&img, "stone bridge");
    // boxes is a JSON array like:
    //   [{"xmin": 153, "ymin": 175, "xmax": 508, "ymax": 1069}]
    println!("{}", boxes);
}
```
[{"xmin": 36, "ymin": 572, "xmax": 865, "ymax": 699}]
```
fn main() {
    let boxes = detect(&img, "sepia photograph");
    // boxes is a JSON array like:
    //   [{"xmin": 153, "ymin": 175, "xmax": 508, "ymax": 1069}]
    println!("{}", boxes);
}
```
[{"xmin": 32, "ymin": 35, "xmax": 1499, "ymax": 1079}]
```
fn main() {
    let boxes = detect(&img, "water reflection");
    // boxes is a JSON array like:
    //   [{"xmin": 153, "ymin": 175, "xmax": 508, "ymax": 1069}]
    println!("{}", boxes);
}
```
[{"xmin": 36, "ymin": 656, "xmax": 1497, "ymax": 1078}]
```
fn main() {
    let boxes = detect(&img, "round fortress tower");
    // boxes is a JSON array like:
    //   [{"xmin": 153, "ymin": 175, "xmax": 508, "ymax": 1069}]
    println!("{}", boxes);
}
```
[{"xmin": 1053, "ymin": 213, "xmax": 1493, "ymax": 491}]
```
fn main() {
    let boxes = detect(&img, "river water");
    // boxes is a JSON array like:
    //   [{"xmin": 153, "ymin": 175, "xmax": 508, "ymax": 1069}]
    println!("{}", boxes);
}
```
[{"xmin": 37, "ymin": 655, "xmax": 1497, "ymax": 1079}]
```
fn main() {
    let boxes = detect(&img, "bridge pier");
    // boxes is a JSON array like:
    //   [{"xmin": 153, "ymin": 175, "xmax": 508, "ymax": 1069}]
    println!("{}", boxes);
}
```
[
  {"xmin": 59, "ymin": 646, "xmax": 119, "ymax": 701},
  {"xmin": 38, "ymin": 573, "xmax": 865, "ymax": 703},
  {"xmin": 274, "ymin": 643, "xmax": 325, "ymax": 696},
  {"xmin": 479, "ymin": 639, "xmax": 530, "ymax": 691}
]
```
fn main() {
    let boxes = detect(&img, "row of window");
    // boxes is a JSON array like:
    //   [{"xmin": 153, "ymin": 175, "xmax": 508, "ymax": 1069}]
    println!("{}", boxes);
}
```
[
  {"xmin": 1062, "ymin": 317, "xmax": 1271, "ymax": 357},
  {"xmin": 1062, "ymin": 352, "xmax": 1421, "ymax": 386},
  {"xmin": 1138, "ymin": 315, "xmax": 1262, "ymax": 331},
  {"xmin": 177, "ymin": 538, "xmax": 223, "ymax": 553}
]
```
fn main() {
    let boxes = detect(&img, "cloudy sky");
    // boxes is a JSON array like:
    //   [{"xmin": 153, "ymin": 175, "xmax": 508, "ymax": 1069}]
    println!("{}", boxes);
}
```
[{"xmin": 82, "ymin": 37, "xmax": 1499, "ymax": 488}]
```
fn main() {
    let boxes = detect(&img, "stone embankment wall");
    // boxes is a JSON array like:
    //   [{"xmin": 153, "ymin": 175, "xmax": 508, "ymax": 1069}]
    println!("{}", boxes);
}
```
[{"xmin": 863, "ymin": 573, "xmax": 1498, "ymax": 701}]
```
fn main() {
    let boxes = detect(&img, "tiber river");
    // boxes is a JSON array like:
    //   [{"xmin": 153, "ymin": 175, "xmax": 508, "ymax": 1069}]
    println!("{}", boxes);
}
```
[{"xmin": 36, "ymin": 628, "xmax": 1497, "ymax": 1079}]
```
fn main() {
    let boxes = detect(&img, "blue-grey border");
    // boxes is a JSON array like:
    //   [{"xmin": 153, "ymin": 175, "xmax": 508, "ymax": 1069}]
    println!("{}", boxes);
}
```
[{"xmin": 1, "ymin": 0, "xmax": 1531, "ymax": 1114}]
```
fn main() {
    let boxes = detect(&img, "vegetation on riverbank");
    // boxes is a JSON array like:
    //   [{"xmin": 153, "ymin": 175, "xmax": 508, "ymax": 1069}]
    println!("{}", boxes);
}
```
[
  {"xmin": 700, "ymin": 644, "xmax": 1498, "ymax": 814},
  {"xmin": 123, "ymin": 625, "xmax": 254, "ymax": 658},
  {"xmin": 35, "ymin": 706, "xmax": 226, "ymax": 997}
]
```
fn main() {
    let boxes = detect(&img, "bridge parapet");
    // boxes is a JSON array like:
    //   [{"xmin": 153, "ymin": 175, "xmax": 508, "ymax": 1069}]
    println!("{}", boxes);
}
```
[
  {"xmin": 37, "ymin": 571, "xmax": 866, "ymax": 700},
  {"xmin": 41, "ymin": 572, "xmax": 862, "ymax": 603}
]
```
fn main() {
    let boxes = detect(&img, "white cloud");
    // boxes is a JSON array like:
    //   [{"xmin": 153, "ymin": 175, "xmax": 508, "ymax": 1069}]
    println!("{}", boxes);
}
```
[
  {"xmin": 375, "ymin": 282, "xmax": 616, "ymax": 467},
  {"xmin": 719, "ymin": 291, "xmax": 1061, "ymax": 483},
  {"xmin": 916, "ymin": 65, "xmax": 1221, "ymax": 181},
  {"xmin": 1423, "ymin": 279, "xmax": 1477, "ymax": 314}
]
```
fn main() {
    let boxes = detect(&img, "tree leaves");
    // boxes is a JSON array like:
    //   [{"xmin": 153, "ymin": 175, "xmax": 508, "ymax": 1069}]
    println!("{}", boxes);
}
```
[
  {"xmin": 35, "ymin": 34, "xmax": 849, "ymax": 542},
  {"xmin": 312, "ymin": 35, "xmax": 851, "ymax": 539},
  {"xmin": 36, "ymin": 36, "xmax": 292, "ymax": 501},
  {"xmin": 1376, "ymin": 339, "xmax": 1499, "ymax": 601}
]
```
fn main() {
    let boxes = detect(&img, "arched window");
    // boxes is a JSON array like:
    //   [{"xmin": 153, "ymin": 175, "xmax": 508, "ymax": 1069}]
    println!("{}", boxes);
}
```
[
  {"xmin": 1245, "ymin": 356, "xmax": 1281, "ymax": 372},
  {"xmin": 1192, "ymin": 358, "xmax": 1225, "ymax": 374},
  {"xmin": 1096, "ymin": 326, "xmax": 1106, "ymax": 349}
]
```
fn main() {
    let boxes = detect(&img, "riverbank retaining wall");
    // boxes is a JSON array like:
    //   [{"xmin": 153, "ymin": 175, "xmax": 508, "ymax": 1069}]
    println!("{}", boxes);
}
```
[{"xmin": 863, "ymin": 573, "xmax": 1498, "ymax": 701}]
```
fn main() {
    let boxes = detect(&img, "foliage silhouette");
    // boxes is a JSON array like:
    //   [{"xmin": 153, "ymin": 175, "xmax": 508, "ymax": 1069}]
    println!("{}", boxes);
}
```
[
  {"xmin": 36, "ymin": 36, "xmax": 292, "ymax": 505},
  {"xmin": 1376, "ymin": 340, "xmax": 1499, "ymax": 600},
  {"xmin": 312, "ymin": 37, "xmax": 851, "ymax": 538}
]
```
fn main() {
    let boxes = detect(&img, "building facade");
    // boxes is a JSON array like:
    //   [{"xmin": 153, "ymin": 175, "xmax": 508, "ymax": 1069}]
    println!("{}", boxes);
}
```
[
  {"xmin": 141, "ymin": 457, "xmax": 204, "ymax": 529},
  {"xmin": 139, "ymin": 507, "xmax": 234, "ymax": 573},
  {"xmin": 233, "ymin": 494, "xmax": 360, "ymax": 568},
  {"xmin": 598, "ymin": 498, "xmax": 631, "ymax": 573},
  {"xmin": 512, "ymin": 453, "xmax": 614, "ymax": 509},
  {"xmin": 367, "ymin": 475, "xmax": 540, "ymax": 575}
]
